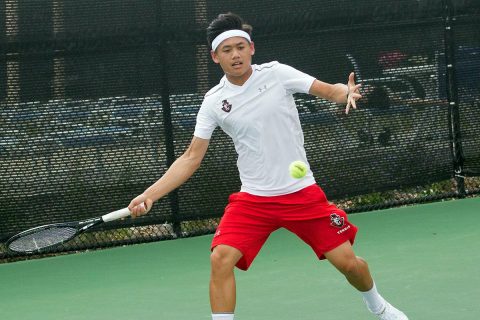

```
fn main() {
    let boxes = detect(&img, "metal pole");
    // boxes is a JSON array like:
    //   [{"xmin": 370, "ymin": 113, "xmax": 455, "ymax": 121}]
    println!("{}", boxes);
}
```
[
  {"xmin": 442, "ymin": 0, "xmax": 466, "ymax": 197},
  {"xmin": 157, "ymin": 4, "xmax": 182, "ymax": 237}
]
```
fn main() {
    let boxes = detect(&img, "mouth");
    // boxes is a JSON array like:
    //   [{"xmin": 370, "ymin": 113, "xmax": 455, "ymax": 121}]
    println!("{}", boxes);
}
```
[{"xmin": 231, "ymin": 61, "xmax": 243, "ymax": 68}]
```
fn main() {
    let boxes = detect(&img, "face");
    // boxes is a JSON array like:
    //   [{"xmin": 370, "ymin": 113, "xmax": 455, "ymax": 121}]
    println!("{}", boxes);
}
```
[{"xmin": 211, "ymin": 36, "xmax": 255, "ymax": 85}]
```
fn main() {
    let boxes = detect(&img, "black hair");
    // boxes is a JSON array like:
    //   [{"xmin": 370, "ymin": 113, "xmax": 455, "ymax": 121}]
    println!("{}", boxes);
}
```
[{"xmin": 206, "ymin": 12, "xmax": 252, "ymax": 49}]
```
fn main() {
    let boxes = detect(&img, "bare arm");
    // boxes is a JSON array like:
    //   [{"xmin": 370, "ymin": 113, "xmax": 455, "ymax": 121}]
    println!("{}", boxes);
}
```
[
  {"xmin": 309, "ymin": 72, "xmax": 362, "ymax": 114},
  {"xmin": 309, "ymin": 80, "xmax": 349, "ymax": 104},
  {"xmin": 128, "ymin": 136, "xmax": 210, "ymax": 216}
]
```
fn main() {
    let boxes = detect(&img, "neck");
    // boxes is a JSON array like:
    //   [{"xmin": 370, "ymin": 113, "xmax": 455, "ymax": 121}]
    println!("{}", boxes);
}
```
[{"xmin": 226, "ymin": 67, "xmax": 253, "ymax": 86}]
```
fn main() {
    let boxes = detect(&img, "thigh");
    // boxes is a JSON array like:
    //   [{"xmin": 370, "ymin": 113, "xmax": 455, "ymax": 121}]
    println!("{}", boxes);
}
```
[
  {"xmin": 284, "ymin": 208, "xmax": 358, "ymax": 260},
  {"xmin": 211, "ymin": 201, "xmax": 280, "ymax": 271}
]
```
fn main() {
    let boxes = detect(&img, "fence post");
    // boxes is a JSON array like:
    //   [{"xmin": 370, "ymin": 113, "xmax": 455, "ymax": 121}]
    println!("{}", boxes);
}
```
[
  {"xmin": 443, "ymin": 0, "xmax": 466, "ymax": 197},
  {"xmin": 159, "ymin": 38, "xmax": 182, "ymax": 237}
]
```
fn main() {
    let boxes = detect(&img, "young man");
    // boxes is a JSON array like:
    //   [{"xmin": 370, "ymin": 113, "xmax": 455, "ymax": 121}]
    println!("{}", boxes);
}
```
[{"xmin": 128, "ymin": 13, "xmax": 408, "ymax": 320}]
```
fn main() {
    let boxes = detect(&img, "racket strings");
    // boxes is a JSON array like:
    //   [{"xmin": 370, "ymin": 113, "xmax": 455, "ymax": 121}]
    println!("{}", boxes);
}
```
[{"xmin": 8, "ymin": 226, "xmax": 77, "ymax": 252}]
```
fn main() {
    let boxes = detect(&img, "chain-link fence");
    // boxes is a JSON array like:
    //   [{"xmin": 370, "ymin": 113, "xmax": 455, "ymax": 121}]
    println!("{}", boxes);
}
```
[{"xmin": 1, "ymin": 0, "xmax": 479, "ymax": 262}]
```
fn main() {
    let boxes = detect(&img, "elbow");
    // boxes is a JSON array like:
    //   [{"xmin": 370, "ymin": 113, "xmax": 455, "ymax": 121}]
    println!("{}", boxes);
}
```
[
  {"xmin": 191, "ymin": 157, "xmax": 203, "ymax": 170},
  {"xmin": 181, "ymin": 138, "xmax": 208, "ymax": 171},
  {"xmin": 181, "ymin": 152, "xmax": 203, "ymax": 171}
]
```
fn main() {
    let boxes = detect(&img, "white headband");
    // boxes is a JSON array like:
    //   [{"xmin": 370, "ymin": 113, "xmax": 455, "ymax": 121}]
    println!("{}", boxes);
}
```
[{"xmin": 211, "ymin": 30, "xmax": 251, "ymax": 51}]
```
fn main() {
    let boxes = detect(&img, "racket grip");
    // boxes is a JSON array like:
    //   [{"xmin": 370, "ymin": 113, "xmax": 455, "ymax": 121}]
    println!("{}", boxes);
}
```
[
  {"xmin": 102, "ymin": 203, "xmax": 145, "ymax": 222},
  {"xmin": 102, "ymin": 208, "xmax": 131, "ymax": 222}
]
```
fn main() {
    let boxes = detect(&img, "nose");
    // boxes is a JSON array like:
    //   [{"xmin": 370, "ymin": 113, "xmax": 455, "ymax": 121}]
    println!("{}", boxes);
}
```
[{"xmin": 232, "ymin": 48, "xmax": 241, "ymax": 58}]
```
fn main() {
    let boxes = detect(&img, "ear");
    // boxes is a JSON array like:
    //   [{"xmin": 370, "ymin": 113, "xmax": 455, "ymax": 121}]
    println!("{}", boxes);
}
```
[
  {"xmin": 250, "ymin": 41, "xmax": 255, "ymax": 56},
  {"xmin": 210, "ymin": 50, "xmax": 220, "ymax": 64}
]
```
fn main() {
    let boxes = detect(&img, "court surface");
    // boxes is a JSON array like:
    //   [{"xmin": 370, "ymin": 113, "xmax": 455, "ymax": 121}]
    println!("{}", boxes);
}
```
[{"xmin": 0, "ymin": 197, "xmax": 478, "ymax": 319}]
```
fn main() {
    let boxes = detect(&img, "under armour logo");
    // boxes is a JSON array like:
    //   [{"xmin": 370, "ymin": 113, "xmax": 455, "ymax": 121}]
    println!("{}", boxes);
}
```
[
  {"xmin": 221, "ymin": 99, "xmax": 232, "ymax": 112},
  {"xmin": 258, "ymin": 85, "xmax": 267, "ymax": 93}
]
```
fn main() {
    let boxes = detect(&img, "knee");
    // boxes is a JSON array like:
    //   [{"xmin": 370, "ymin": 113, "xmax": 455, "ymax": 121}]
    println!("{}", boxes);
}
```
[
  {"xmin": 337, "ymin": 256, "xmax": 366, "ymax": 276},
  {"xmin": 210, "ymin": 246, "xmax": 238, "ymax": 276}
]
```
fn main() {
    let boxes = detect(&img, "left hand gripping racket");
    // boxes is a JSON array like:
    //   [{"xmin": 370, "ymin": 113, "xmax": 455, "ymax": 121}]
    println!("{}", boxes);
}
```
[{"xmin": 6, "ymin": 205, "xmax": 143, "ymax": 254}]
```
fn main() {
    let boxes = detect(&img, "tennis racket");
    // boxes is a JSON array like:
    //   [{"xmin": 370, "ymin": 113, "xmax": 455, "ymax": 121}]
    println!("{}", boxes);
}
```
[{"xmin": 6, "ymin": 204, "xmax": 143, "ymax": 254}]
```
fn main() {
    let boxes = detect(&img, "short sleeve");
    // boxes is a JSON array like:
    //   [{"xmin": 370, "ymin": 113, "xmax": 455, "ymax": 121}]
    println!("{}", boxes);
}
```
[
  {"xmin": 274, "ymin": 63, "xmax": 316, "ymax": 95},
  {"xmin": 193, "ymin": 101, "xmax": 217, "ymax": 139}
]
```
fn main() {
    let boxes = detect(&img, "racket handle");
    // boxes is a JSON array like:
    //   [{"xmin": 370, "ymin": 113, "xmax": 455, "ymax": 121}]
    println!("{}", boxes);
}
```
[
  {"xmin": 102, "ymin": 208, "xmax": 131, "ymax": 222},
  {"xmin": 102, "ymin": 203, "xmax": 145, "ymax": 222}
]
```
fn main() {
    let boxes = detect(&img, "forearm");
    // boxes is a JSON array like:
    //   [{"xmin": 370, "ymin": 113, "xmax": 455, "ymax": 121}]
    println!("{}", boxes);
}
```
[
  {"xmin": 309, "ymin": 79, "xmax": 348, "ymax": 104},
  {"xmin": 143, "ymin": 154, "xmax": 201, "ymax": 202}
]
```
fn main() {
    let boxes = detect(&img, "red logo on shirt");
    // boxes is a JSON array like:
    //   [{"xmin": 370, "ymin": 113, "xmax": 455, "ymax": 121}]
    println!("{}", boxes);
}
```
[{"xmin": 221, "ymin": 99, "xmax": 232, "ymax": 112}]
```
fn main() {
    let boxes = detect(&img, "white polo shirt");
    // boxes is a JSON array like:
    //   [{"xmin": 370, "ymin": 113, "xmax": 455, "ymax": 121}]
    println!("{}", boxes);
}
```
[{"xmin": 194, "ymin": 61, "xmax": 317, "ymax": 196}]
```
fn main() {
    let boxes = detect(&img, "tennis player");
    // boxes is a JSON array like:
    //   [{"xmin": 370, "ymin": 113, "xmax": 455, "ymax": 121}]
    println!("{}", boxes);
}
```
[{"xmin": 129, "ymin": 12, "xmax": 408, "ymax": 320}]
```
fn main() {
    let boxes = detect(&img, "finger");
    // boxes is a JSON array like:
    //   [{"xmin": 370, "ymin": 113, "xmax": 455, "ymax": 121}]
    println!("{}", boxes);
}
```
[
  {"xmin": 352, "ymin": 83, "xmax": 362, "ymax": 92},
  {"xmin": 129, "ymin": 201, "xmax": 140, "ymax": 211},
  {"xmin": 132, "ymin": 201, "xmax": 151, "ymax": 218},
  {"xmin": 136, "ymin": 203, "xmax": 147, "ymax": 213},
  {"xmin": 351, "ymin": 93, "xmax": 362, "ymax": 99},
  {"xmin": 129, "ymin": 201, "xmax": 141, "ymax": 217},
  {"xmin": 133, "ymin": 209, "xmax": 144, "ymax": 218},
  {"xmin": 351, "ymin": 99, "xmax": 358, "ymax": 110},
  {"xmin": 348, "ymin": 72, "xmax": 355, "ymax": 85},
  {"xmin": 345, "ymin": 100, "xmax": 351, "ymax": 114},
  {"xmin": 130, "ymin": 209, "xmax": 138, "ymax": 218}
]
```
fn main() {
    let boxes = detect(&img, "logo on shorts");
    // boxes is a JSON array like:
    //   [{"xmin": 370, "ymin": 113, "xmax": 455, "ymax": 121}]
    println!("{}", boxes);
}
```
[
  {"xmin": 214, "ymin": 229, "xmax": 221, "ymax": 237},
  {"xmin": 330, "ymin": 213, "xmax": 345, "ymax": 228},
  {"xmin": 221, "ymin": 99, "xmax": 232, "ymax": 113}
]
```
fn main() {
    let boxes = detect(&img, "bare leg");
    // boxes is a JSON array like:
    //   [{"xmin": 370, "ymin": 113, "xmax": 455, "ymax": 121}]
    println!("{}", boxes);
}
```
[
  {"xmin": 325, "ymin": 241, "xmax": 409, "ymax": 319},
  {"xmin": 210, "ymin": 245, "xmax": 243, "ymax": 312},
  {"xmin": 324, "ymin": 241, "xmax": 373, "ymax": 291}
]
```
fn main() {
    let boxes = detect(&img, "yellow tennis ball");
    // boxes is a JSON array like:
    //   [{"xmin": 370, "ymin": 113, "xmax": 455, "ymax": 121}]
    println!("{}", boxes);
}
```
[{"xmin": 289, "ymin": 160, "xmax": 308, "ymax": 179}]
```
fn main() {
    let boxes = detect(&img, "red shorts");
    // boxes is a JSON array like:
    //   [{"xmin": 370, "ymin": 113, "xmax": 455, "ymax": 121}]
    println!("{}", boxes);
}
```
[{"xmin": 211, "ymin": 184, "xmax": 358, "ymax": 270}]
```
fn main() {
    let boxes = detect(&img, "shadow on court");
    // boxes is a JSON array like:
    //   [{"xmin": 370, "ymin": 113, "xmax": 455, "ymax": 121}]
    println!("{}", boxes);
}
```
[{"xmin": 0, "ymin": 197, "xmax": 478, "ymax": 320}]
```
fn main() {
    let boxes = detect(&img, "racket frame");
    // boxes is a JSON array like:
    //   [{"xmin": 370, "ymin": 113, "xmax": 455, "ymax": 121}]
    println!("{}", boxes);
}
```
[
  {"xmin": 5, "ymin": 206, "xmax": 133, "ymax": 254},
  {"xmin": 6, "ymin": 219, "xmax": 102, "ymax": 254}
]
